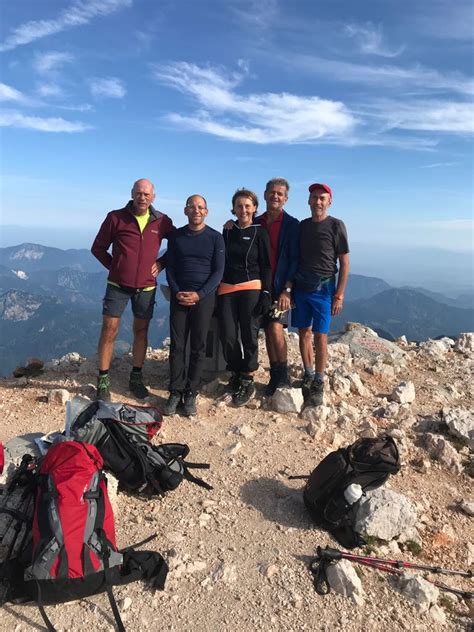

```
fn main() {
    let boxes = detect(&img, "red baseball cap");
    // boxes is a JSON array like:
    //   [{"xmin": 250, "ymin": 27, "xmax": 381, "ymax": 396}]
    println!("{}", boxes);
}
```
[{"xmin": 308, "ymin": 183, "xmax": 332, "ymax": 199}]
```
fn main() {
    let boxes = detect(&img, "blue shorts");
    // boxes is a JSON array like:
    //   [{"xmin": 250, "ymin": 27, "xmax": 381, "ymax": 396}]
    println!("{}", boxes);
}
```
[{"xmin": 291, "ymin": 279, "xmax": 336, "ymax": 334}]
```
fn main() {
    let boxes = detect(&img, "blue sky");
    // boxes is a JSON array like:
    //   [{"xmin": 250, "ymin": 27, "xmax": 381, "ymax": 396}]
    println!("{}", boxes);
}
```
[{"xmin": 1, "ymin": 0, "xmax": 473, "ymax": 260}]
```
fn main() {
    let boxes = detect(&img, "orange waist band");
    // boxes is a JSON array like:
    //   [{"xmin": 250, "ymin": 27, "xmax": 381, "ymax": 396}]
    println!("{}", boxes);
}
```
[{"xmin": 217, "ymin": 279, "xmax": 262, "ymax": 296}]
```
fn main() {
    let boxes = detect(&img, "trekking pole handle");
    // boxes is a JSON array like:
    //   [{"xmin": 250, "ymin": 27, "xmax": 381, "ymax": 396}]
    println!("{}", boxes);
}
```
[{"xmin": 316, "ymin": 546, "xmax": 343, "ymax": 561}]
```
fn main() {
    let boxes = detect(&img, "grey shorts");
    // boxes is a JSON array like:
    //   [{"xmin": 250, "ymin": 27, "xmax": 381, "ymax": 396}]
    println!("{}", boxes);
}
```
[{"xmin": 102, "ymin": 284, "xmax": 156, "ymax": 320}]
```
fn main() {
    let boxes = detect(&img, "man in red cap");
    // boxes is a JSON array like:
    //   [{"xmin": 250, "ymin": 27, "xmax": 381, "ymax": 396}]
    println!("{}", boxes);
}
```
[{"xmin": 291, "ymin": 183, "xmax": 350, "ymax": 407}]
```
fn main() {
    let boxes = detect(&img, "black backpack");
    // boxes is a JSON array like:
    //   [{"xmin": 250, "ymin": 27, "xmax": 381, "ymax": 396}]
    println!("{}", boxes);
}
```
[
  {"xmin": 303, "ymin": 435, "xmax": 400, "ymax": 548},
  {"xmin": 70, "ymin": 399, "xmax": 212, "ymax": 494}
]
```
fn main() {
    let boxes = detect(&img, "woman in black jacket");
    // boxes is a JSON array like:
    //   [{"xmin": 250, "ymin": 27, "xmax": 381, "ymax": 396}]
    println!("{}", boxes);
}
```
[{"xmin": 218, "ymin": 188, "xmax": 272, "ymax": 406}]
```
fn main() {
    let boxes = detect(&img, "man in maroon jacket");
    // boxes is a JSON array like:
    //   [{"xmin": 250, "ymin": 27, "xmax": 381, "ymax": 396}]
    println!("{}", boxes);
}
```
[{"xmin": 91, "ymin": 178, "xmax": 174, "ymax": 401}]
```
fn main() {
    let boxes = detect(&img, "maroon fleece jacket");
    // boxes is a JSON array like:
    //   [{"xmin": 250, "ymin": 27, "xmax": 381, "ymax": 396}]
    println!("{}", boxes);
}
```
[{"xmin": 91, "ymin": 201, "xmax": 175, "ymax": 288}]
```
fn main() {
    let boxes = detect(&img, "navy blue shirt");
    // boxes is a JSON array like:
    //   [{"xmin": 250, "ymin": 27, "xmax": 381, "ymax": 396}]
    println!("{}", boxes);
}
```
[{"xmin": 166, "ymin": 225, "xmax": 225, "ymax": 299}]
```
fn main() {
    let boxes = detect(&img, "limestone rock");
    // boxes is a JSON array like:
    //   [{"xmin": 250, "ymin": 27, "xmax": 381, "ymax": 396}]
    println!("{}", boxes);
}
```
[
  {"xmin": 212, "ymin": 561, "xmax": 237, "ymax": 583},
  {"xmin": 334, "ymin": 324, "xmax": 406, "ymax": 365},
  {"xmin": 326, "ymin": 559, "xmax": 365, "ymax": 605},
  {"xmin": 300, "ymin": 404, "xmax": 331, "ymax": 423},
  {"xmin": 48, "ymin": 389, "xmax": 70, "ymax": 405},
  {"xmin": 429, "ymin": 604, "xmax": 447, "ymax": 626},
  {"xmin": 418, "ymin": 339, "xmax": 451, "ymax": 359},
  {"xmin": 454, "ymin": 332, "xmax": 474, "ymax": 355},
  {"xmin": 354, "ymin": 488, "xmax": 418, "ymax": 541},
  {"xmin": 424, "ymin": 433, "xmax": 463, "ymax": 474},
  {"xmin": 271, "ymin": 387, "xmax": 304, "ymax": 413},
  {"xmin": 331, "ymin": 373, "xmax": 351, "ymax": 398},
  {"xmin": 390, "ymin": 381, "xmax": 415, "ymax": 404},
  {"xmin": 347, "ymin": 372, "xmax": 368, "ymax": 397},
  {"xmin": 443, "ymin": 408, "xmax": 474, "ymax": 449},
  {"xmin": 396, "ymin": 574, "xmax": 439, "ymax": 612}
]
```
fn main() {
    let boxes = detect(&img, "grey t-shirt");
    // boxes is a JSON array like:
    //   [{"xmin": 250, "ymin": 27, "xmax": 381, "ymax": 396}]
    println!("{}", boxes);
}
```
[{"xmin": 298, "ymin": 216, "xmax": 349, "ymax": 277}]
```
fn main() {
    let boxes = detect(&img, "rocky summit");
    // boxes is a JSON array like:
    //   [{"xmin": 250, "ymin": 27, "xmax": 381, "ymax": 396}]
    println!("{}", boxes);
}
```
[{"xmin": 0, "ymin": 323, "xmax": 472, "ymax": 631}]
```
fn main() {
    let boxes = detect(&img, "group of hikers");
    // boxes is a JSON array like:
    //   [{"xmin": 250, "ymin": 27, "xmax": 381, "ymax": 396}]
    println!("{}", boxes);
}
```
[{"xmin": 91, "ymin": 177, "xmax": 350, "ymax": 417}]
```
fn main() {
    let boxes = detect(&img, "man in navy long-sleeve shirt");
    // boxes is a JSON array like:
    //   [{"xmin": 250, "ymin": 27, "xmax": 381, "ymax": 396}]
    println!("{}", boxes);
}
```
[{"xmin": 164, "ymin": 194, "xmax": 225, "ymax": 416}]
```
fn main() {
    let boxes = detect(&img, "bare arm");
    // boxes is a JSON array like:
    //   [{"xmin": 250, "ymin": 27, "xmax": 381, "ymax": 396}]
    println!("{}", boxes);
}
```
[{"xmin": 332, "ymin": 253, "xmax": 350, "ymax": 316}]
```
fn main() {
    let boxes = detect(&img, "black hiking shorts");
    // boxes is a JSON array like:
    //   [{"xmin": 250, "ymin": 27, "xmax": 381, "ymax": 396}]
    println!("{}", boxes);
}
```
[{"xmin": 102, "ymin": 283, "xmax": 156, "ymax": 320}]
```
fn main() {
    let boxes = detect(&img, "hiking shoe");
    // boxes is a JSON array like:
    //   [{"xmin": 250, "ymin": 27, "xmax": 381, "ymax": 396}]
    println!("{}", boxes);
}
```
[
  {"xmin": 301, "ymin": 373, "xmax": 314, "ymax": 400},
  {"xmin": 163, "ymin": 391, "xmax": 182, "ymax": 416},
  {"xmin": 306, "ymin": 379, "xmax": 324, "ymax": 407},
  {"xmin": 129, "ymin": 372, "xmax": 150, "ymax": 399},
  {"xmin": 182, "ymin": 392, "xmax": 197, "ymax": 417},
  {"xmin": 264, "ymin": 368, "xmax": 279, "ymax": 397},
  {"xmin": 96, "ymin": 374, "xmax": 111, "ymax": 402},
  {"xmin": 232, "ymin": 378, "xmax": 256, "ymax": 407},
  {"xmin": 225, "ymin": 372, "xmax": 241, "ymax": 394}
]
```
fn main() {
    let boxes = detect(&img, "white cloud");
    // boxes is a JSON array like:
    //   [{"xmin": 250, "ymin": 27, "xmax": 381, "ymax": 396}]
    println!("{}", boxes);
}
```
[
  {"xmin": 0, "ymin": 82, "xmax": 25, "ymax": 102},
  {"xmin": 34, "ymin": 51, "xmax": 74, "ymax": 75},
  {"xmin": 36, "ymin": 82, "xmax": 64, "ymax": 97},
  {"xmin": 89, "ymin": 77, "xmax": 126, "ymax": 98},
  {"xmin": 420, "ymin": 161, "xmax": 459, "ymax": 169},
  {"xmin": 345, "ymin": 23, "xmax": 404, "ymax": 57},
  {"xmin": 153, "ymin": 62, "xmax": 356, "ymax": 144},
  {"xmin": 0, "ymin": 110, "xmax": 91, "ymax": 132},
  {"xmin": 382, "ymin": 101, "xmax": 474, "ymax": 133},
  {"xmin": 284, "ymin": 53, "xmax": 474, "ymax": 97},
  {"xmin": 0, "ymin": 0, "xmax": 132, "ymax": 52}
]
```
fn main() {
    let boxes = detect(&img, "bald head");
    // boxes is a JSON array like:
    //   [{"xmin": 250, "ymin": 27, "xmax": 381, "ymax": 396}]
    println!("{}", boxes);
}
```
[{"xmin": 131, "ymin": 178, "xmax": 156, "ymax": 215}]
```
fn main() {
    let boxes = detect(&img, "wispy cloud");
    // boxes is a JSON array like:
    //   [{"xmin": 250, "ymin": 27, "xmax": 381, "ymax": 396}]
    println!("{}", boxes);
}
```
[
  {"xmin": 381, "ymin": 101, "xmax": 474, "ymax": 133},
  {"xmin": 89, "ymin": 77, "xmax": 126, "ymax": 98},
  {"xmin": 0, "ymin": 82, "xmax": 26, "ymax": 102},
  {"xmin": 0, "ymin": 110, "xmax": 91, "ymax": 132},
  {"xmin": 420, "ymin": 161, "xmax": 459, "ymax": 169},
  {"xmin": 36, "ymin": 83, "xmax": 64, "ymax": 98},
  {"xmin": 34, "ymin": 51, "xmax": 74, "ymax": 75},
  {"xmin": 152, "ymin": 62, "xmax": 356, "ymax": 144},
  {"xmin": 345, "ymin": 23, "xmax": 404, "ymax": 57},
  {"xmin": 0, "ymin": 0, "xmax": 132, "ymax": 52},
  {"xmin": 284, "ymin": 53, "xmax": 474, "ymax": 97}
]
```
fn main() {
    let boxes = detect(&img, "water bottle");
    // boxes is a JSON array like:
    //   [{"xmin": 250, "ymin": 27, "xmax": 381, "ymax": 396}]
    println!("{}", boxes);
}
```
[{"xmin": 344, "ymin": 483, "xmax": 363, "ymax": 505}]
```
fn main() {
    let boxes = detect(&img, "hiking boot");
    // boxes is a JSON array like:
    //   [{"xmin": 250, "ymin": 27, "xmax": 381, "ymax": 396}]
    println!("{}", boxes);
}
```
[
  {"xmin": 264, "ymin": 368, "xmax": 279, "ymax": 397},
  {"xmin": 306, "ymin": 379, "xmax": 324, "ymax": 407},
  {"xmin": 275, "ymin": 366, "xmax": 291, "ymax": 390},
  {"xmin": 182, "ymin": 392, "xmax": 197, "ymax": 417},
  {"xmin": 129, "ymin": 371, "xmax": 150, "ymax": 399},
  {"xmin": 96, "ymin": 374, "xmax": 111, "ymax": 401},
  {"xmin": 163, "ymin": 391, "xmax": 182, "ymax": 416},
  {"xmin": 225, "ymin": 372, "xmax": 241, "ymax": 394},
  {"xmin": 232, "ymin": 378, "xmax": 256, "ymax": 407},
  {"xmin": 301, "ymin": 373, "xmax": 314, "ymax": 400}
]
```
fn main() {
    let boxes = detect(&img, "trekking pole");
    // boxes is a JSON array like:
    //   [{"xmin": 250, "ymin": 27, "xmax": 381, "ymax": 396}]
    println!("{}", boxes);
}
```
[
  {"xmin": 316, "ymin": 546, "xmax": 473, "ymax": 578},
  {"xmin": 311, "ymin": 547, "xmax": 474, "ymax": 600}
]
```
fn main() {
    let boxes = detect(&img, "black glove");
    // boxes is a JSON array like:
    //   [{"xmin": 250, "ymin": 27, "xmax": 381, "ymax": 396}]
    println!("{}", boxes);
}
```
[{"xmin": 252, "ymin": 291, "xmax": 272, "ymax": 317}]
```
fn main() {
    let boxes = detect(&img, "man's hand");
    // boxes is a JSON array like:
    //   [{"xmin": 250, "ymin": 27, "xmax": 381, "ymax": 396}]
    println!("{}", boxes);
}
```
[
  {"xmin": 152, "ymin": 260, "xmax": 162, "ymax": 277},
  {"xmin": 277, "ymin": 292, "xmax": 291, "ymax": 312},
  {"xmin": 223, "ymin": 219, "xmax": 234, "ymax": 230},
  {"xmin": 176, "ymin": 291, "xmax": 200, "ymax": 306},
  {"xmin": 332, "ymin": 295, "xmax": 344, "ymax": 316}
]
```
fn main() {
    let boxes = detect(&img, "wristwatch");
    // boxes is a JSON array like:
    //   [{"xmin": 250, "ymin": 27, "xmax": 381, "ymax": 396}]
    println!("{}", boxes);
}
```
[{"xmin": 284, "ymin": 287, "xmax": 292, "ymax": 293}]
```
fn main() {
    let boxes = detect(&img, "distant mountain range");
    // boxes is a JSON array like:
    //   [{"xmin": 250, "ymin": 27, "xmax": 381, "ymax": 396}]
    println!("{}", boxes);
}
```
[{"xmin": 0, "ymin": 243, "xmax": 473, "ymax": 376}]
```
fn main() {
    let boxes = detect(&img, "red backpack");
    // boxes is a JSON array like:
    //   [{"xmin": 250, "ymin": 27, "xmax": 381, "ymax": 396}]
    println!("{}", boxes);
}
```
[{"xmin": 21, "ymin": 441, "xmax": 167, "ymax": 631}]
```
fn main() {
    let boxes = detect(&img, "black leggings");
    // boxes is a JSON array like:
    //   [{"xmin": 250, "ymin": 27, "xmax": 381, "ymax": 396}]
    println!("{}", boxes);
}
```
[{"xmin": 218, "ymin": 290, "xmax": 260, "ymax": 374}]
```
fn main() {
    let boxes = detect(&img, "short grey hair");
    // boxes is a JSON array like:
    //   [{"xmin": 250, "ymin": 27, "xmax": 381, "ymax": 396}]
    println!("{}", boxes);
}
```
[{"xmin": 265, "ymin": 177, "xmax": 290, "ymax": 193}]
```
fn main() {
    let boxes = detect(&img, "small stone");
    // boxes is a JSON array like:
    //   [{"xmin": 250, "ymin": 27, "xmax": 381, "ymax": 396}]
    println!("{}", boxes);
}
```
[
  {"xmin": 48, "ymin": 388, "xmax": 70, "ymax": 405},
  {"xmin": 459, "ymin": 500, "xmax": 474, "ymax": 517},
  {"xmin": 259, "ymin": 563, "xmax": 278, "ymax": 579},
  {"xmin": 119, "ymin": 597, "xmax": 132, "ymax": 611},
  {"xmin": 271, "ymin": 388, "xmax": 304, "ymax": 413},
  {"xmin": 226, "ymin": 442, "xmax": 242, "ymax": 455},
  {"xmin": 390, "ymin": 381, "xmax": 416, "ymax": 404},
  {"xmin": 326, "ymin": 559, "xmax": 365, "ymax": 605},
  {"xmin": 396, "ymin": 574, "xmax": 439, "ymax": 612},
  {"xmin": 236, "ymin": 424, "xmax": 255, "ymax": 439},
  {"xmin": 300, "ymin": 404, "xmax": 331, "ymax": 423},
  {"xmin": 429, "ymin": 604, "xmax": 447, "ymax": 626}
]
